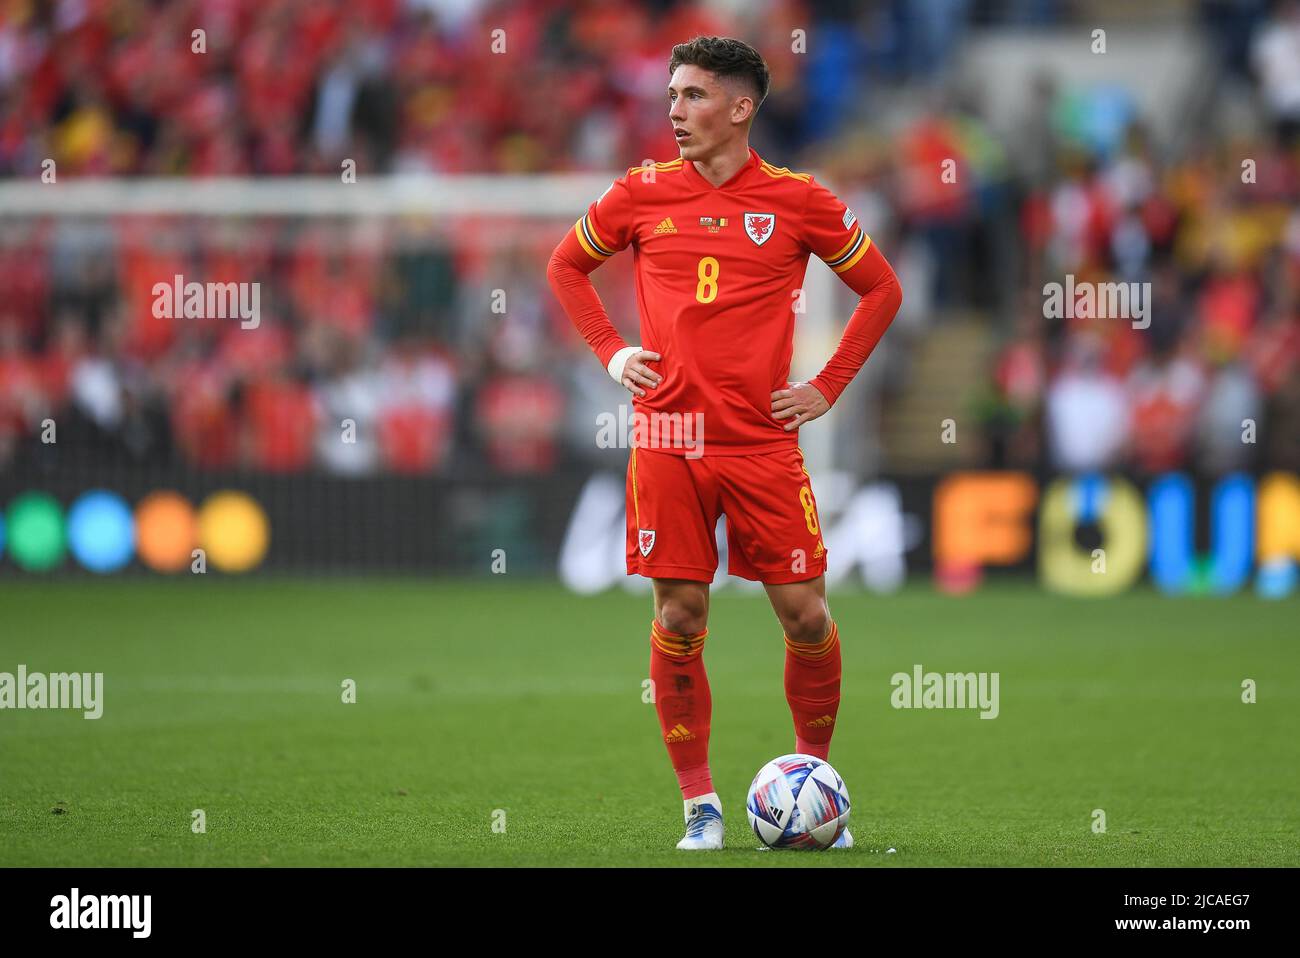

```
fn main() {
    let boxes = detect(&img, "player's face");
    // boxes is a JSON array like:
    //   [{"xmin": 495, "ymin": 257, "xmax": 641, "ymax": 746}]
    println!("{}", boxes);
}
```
[{"xmin": 668, "ymin": 65, "xmax": 747, "ymax": 160}]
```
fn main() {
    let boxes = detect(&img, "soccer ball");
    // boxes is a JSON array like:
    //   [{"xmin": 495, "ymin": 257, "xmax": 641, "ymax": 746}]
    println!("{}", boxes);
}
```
[{"xmin": 746, "ymin": 754, "xmax": 850, "ymax": 849}]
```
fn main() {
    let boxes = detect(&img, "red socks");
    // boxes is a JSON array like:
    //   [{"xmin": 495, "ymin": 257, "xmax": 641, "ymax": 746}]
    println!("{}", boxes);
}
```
[
  {"xmin": 649, "ymin": 621, "xmax": 713, "ymax": 799},
  {"xmin": 784, "ymin": 621, "xmax": 842, "ymax": 760},
  {"xmin": 650, "ymin": 619, "xmax": 840, "ymax": 796}
]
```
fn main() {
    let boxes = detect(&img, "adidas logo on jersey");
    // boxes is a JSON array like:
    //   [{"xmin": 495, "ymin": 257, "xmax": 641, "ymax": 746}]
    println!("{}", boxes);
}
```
[
  {"xmin": 653, "ymin": 217, "xmax": 677, "ymax": 234},
  {"xmin": 805, "ymin": 714, "xmax": 836, "ymax": 728},
  {"xmin": 665, "ymin": 723, "xmax": 696, "ymax": 743}
]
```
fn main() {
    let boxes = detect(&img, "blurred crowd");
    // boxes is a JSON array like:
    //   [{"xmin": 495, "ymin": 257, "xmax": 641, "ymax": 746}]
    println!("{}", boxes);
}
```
[
  {"xmin": 980, "ymin": 130, "xmax": 1300, "ymax": 476},
  {"xmin": 0, "ymin": 0, "xmax": 850, "ymax": 178},
  {"xmin": 0, "ymin": 214, "xmax": 574, "ymax": 474},
  {"xmin": 973, "ymin": 2, "xmax": 1300, "ymax": 476},
  {"xmin": 0, "ymin": 0, "xmax": 1297, "ymax": 476}
]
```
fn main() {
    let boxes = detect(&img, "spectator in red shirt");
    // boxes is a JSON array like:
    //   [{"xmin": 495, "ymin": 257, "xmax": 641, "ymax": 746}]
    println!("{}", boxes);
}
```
[{"xmin": 241, "ymin": 369, "xmax": 320, "ymax": 472}]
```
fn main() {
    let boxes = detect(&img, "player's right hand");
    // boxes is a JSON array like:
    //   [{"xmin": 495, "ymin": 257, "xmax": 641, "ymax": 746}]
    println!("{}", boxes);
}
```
[{"xmin": 608, "ymin": 346, "xmax": 663, "ymax": 397}]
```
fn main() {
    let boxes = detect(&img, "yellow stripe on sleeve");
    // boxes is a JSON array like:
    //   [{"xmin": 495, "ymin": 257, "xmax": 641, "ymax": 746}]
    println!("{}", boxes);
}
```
[
  {"xmin": 827, "ymin": 227, "xmax": 862, "ymax": 264},
  {"xmin": 574, "ymin": 218, "xmax": 612, "ymax": 261},
  {"xmin": 831, "ymin": 234, "xmax": 871, "ymax": 273}
]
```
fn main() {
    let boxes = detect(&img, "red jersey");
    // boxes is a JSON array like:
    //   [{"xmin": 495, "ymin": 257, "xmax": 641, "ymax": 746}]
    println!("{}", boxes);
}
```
[{"xmin": 549, "ymin": 146, "xmax": 901, "ymax": 455}]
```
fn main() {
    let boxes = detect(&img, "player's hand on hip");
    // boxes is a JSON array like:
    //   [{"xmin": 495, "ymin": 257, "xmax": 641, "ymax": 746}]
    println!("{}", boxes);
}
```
[
  {"xmin": 771, "ymin": 382, "xmax": 829, "ymax": 431},
  {"xmin": 608, "ymin": 346, "xmax": 663, "ymax": 398}
]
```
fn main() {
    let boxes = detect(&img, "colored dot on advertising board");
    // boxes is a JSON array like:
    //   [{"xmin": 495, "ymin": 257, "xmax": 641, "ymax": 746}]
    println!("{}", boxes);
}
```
[
  {"xmin": 136, "ymin": 490, "xmax": 198, "ymax": 573},
  {"xmin": 7, "ymin": 491, "xmax": 66, "ymax": 572},
  {"xmin": 67, "ymin": 490, "xmax": 136, "ymax": 573},
  {"xmin": 197, "ymin": 491, "xmax": 269, "ymax": 572}
]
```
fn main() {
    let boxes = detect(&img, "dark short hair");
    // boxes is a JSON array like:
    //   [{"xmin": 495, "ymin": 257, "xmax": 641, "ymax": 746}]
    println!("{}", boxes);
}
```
[{"xmin": 668, "ymin": 36, "xmax": 770, "ymax": 109}]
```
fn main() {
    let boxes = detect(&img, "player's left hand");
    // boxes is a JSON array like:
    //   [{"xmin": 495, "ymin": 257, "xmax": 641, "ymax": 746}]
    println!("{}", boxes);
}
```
[{"xmin": 770, "ymin": 382, "xmax": 830, "ymax": 432}]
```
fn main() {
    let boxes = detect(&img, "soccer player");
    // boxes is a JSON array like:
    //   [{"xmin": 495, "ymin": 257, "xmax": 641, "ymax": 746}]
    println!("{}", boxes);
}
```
[{"xmin": 547, "ymin": 36, "xmax": 902, "ymax": 850}]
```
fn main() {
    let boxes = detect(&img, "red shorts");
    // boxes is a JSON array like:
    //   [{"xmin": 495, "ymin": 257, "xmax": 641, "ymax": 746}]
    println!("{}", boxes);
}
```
[{"xmin": 626, "ymin": 445, "xmax": 828, "ymax": 584}]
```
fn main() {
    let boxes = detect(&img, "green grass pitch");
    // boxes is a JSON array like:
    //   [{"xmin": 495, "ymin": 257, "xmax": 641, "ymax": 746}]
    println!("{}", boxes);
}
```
[{"xmin": 1, "ymin": 578, "xmax": 1296, "ymax": 867}]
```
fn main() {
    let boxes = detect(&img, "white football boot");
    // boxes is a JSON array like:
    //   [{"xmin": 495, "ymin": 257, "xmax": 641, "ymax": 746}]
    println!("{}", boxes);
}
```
[
  {"xmin": 831, "ymin": 827, "xmax": 854, "ymax": 849},
  {"xmin": 675, "ymin": 792, "xmax": 724, "ymax": 850}
]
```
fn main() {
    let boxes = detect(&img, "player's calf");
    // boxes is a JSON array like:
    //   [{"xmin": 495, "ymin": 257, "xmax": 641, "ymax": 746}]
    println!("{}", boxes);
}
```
[{"xmin": 783, "ymin": 621, "xmax": 842, "ymax": 762}]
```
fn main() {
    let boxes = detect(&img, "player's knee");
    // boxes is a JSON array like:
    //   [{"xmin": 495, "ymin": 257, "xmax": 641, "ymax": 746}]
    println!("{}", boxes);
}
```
[
  {"xmin": 657, "ymin": 599, "xmax": 708, "ymax": 637},
  {"xmin": 782, "ymin": 604, "xmax": 829, "ymax": 646}
]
